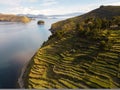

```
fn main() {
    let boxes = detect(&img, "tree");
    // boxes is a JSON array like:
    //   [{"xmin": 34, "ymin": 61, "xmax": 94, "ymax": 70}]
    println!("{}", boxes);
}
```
[
  {"xmin": 99, "ymin": 40, "xmax": 107, "ymax": 51},
  {"xmin": 101, "ymin": 18, "xmax": 110, "ymax": 29},
  {"xmin": 94, "ymin": 18, "xmax": 102, "ymax": 29},
  {"xmin": 56, "ymin": 30, "xmax": 64, "ymax": 39}
]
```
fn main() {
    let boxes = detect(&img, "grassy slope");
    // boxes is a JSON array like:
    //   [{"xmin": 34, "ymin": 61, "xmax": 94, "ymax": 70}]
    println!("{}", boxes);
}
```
[
  {"xmin": 50, "ymin": 6, "xmax": 120, "ymax": 33},
  {"xmin": 0, "ymin": 14, "xmax": 31, "ymax": 23},
  {"xmin": 23, "ymin": 6, "xmax": 120, "ymax": 89}
]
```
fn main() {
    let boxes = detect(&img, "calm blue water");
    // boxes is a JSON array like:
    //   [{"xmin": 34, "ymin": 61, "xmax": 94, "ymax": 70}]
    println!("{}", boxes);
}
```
[{"xmin": 0, "ymin": 18, "xmax": 64, "ymax": 88}]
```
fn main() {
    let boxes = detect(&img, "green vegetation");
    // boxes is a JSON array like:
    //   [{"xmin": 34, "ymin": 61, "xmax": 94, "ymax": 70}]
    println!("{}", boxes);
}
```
[
  {"xmin": 0, "ymin": 14, "xmax": 31, "ymax": 23},
  {"xmin": 23, "ymin": 6, "xmax": 120, "ymax": 89}
]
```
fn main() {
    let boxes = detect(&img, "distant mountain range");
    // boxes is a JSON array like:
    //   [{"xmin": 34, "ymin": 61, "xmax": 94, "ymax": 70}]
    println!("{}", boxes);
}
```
[
  {"xmin": 17, "ymin": 14, "xmax": 48, "ymax": 18},
  {"xmin": 17, "ymin": 12, "xmax": 83, "ymax": 19},
  {"xmin": 47, "ymin": 12, "xmax": 83, "ymax": 18}
]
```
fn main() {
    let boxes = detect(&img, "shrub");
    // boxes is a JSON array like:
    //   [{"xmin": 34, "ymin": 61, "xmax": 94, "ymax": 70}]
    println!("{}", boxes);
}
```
[
  {"xmin": 56, "ymin": 30, "xmax": 65, "ymax": 39},
  {"xmin": 99, "ymin": 40, "xmax": 107, "ymax": 51}
]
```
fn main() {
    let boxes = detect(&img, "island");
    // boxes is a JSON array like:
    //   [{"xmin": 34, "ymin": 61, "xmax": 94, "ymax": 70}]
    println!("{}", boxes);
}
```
[
  {"xmin": 0, "ymin": 14, "xmax": 31, "ymax": 23},
  {"xmin": 37, "ymin": 20, "xmax": 45, "ymax": 25},
  {"xmin": 21, "ymin": 6, "xmax": 120, "ymax": 89}
]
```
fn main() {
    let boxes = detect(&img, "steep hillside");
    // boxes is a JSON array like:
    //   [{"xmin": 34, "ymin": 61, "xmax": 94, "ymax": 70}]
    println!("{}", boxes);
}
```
[
  {"xmin": 50, "ymin": 6, "xmax": 120, "ymax": 33},
  {"xmin": 81, "ymin": 5, "xmax": 120, "ymax": 19},
  {"xmin": 22, "ymin": 6, "xmax": 120, "ymax": 89},
  {"xmin": 0, "ymin": 14, "xmax": 31, "ymax": 23}
]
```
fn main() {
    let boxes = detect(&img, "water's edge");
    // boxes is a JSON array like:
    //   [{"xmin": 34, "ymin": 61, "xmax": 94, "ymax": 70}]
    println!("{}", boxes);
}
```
[
  {"xmin": 17, "ymin": 35, "xmax": 51, "ymax": 88},
  {"xmin": 18, "ymin": 39, "xmax": 45, "ymax": 88},
  {"xmin": 18, "ymin": 61, "xmax": 29, "ymax": 88},
  {"xmin": 18, "ymin": 48, "xmax": 40, "ymax": 88},
  {"xmin": 17, "ymin": 18, "xmax": 66, "ymax": 88}
]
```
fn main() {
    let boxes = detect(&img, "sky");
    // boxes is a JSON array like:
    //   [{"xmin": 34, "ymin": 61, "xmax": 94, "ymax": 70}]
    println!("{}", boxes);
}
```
[{"xmin": 0, "ymin": 0, "xmax": 120, "ymax": 15}]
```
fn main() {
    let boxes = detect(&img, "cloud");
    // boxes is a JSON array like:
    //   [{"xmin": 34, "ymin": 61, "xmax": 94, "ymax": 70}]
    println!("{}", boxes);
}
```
[
  {"xmin": 101, "ymin": 0, "xmax": 120, "ymax": 4},
  {"xmin": 103, "ymin": 1, "xmax": 120, "ymax": 5},
  {"xmin": 112, "ymin": 2, "xmax": 120, "ymax": 5},
  {"xmin": 42, "ymin": 0, "xmax": 57, "ymax": 6},
  {"xmin": 6, "ymin": 7, "xmax": 40, "ymax": 15},
  {"xmin": 4, "ymin": 4, "xmax": 95, "ymax": 15},
  {"xmin": 29, "ymin": 0, "xmax": 38, "ymax": 3},
  {"xmin": 1, "ymin": 0, "xmax": 120, "ymax": 15},
  {"xmin": 0, "ymin": 0, "xmax": 21, "ymax": 6},
  {"xmin": 0, "ymin": 0, "xmax": 39, "ymax": 6},
  {"xmin": 0, "ymin": 0, "xmax": 94, "ymax": 15},
  {"xmin": 5, "ymin": 7, "xmax": 56, "ymax": 15},
  {"xmin": 77, "ymin": 0, "xmax": 120, "ymax": 13}
]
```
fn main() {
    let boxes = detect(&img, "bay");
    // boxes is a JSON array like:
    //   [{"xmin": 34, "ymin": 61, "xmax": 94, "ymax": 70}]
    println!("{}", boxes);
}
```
[{"xmin": 0, "ymin": 18, "xmax": 64, "ymax": 88}]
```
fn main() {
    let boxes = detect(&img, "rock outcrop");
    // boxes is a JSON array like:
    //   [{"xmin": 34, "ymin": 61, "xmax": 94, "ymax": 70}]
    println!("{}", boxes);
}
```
[{"xmin": 37, "ymin": 20, "xmax": 45, "ymax": 25}]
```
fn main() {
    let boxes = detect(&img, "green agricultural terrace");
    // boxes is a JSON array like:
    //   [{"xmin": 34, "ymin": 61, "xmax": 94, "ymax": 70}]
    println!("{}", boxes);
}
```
[{"xmin": 22, "ymin": 6, "xmax": 120, "ymax": 89}]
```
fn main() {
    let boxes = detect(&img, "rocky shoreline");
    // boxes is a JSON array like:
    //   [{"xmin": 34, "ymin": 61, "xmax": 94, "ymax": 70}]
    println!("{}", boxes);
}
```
[
  {"xmin": 17, "ymin": 47, "xmax": 46, "ymax": 88},
  {"xmin": 18, "ymin": 61, "xmax": 29, "ymax": 88}
]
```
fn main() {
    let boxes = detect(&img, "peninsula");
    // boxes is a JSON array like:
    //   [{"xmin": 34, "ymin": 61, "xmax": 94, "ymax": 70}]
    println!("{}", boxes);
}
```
[
  {"xmin": 21, "ymin": 6, "xmax": 120, "ymax": 89},
  {"xmin": 0, "ymin": 14, "xmax": 31, "ymax": 23}
]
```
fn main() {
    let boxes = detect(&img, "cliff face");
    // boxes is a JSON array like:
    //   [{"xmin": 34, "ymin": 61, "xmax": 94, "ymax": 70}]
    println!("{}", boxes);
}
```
[
  {"xmin": 22, "ymin": 6, "xmax": 120, "ymax": 89},
  {"xmin": 0, "ymin": 14, "xmax": 31, "ymax": 23}
]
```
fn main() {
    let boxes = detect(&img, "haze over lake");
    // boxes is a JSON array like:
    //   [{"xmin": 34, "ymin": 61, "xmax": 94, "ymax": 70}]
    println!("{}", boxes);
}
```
[{"xmin": 0, "ymin": 18, "xmax": 64, "ymax": 88}]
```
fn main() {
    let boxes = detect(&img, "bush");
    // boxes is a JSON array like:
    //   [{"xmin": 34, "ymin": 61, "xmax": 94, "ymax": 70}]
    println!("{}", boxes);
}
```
[
  {"xmin": 99, "ymin": 40, "xmax": 106, "ymax": 51},
  {"xmin": 98, "ymin": 31, "xmax": 113, "ymax": 51},
  {"xmin": 56, "ymin": 30, "xmax": 65, "ymax": 39}
]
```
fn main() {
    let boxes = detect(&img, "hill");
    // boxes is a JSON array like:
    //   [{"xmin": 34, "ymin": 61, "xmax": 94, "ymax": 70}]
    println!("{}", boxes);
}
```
[
  {"xmin": 80, "ymin": 5, "xmax": 120, "ymax": 18},
  {"xmin": 0, "ymin": 14, "xmax": 31, "ymax": 23},
  {"xmin": 50, "ymin": 5, "xmax": 120, "ymax": 33},
  {"xmin": 22, "ymin": 6, "xmax": 120, "ymax": 89}
]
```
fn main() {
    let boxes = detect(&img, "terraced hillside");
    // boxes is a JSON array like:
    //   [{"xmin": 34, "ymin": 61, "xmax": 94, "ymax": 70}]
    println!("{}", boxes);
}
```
[{"xmin": 22, "ymin": 6, "xmax": 120, "ymax": 89}]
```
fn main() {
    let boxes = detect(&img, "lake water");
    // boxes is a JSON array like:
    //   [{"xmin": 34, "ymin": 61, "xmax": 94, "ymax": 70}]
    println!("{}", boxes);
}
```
[{"xmin": 0, "ymin": 18, "xmax": 65, "ymax": 88}]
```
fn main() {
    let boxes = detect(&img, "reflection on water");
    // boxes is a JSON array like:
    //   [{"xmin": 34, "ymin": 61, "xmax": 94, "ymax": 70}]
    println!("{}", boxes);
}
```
[{"xmin": 0, "ymin": 18, "xmax": 64, "ymax": 88}]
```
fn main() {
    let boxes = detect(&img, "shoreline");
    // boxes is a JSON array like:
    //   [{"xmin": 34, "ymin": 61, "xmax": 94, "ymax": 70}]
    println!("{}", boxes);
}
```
[
  {"xmin": 18, "ymin": 61, "xmax": 29, "ymax": 88},
  {"xmin": 17, "ymin": 20, "xmax": 54, "ymax": 88},
  {"xmin": 17, "ymin": 46, "xmax": 48, "ymax": 88}
]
